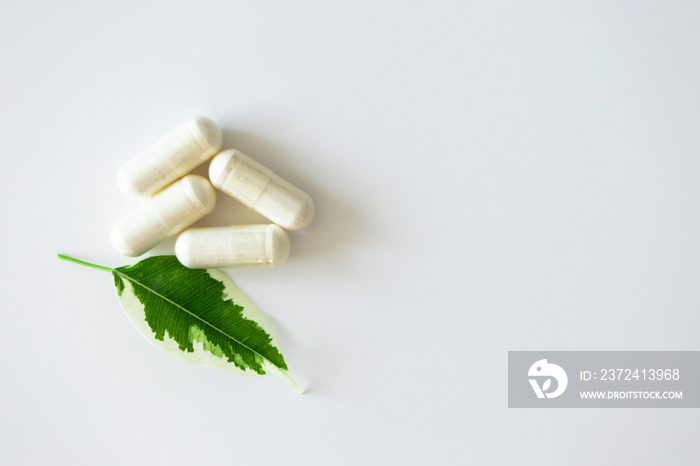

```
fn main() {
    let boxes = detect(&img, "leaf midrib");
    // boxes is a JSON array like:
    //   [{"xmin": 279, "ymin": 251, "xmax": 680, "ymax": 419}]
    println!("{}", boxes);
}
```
[{"xmin": 115, "ymin": 270, "xmax": 282, "ymax": 372}]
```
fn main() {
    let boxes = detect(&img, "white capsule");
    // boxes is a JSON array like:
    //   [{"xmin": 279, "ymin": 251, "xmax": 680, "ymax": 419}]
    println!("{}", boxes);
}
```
[
  {"xmin": 209, "ymin": 149, "xmax": 314, "ymax": 230},
  {"xmin": 111, "ymin": 175, "xmax": 216, "ymax": 257},
  {"xmin": 118, "ymin": 116, "xmax": 223, "ymax": 197},
  {"xmin": 175, "ymin": 224, "xmax": 290, "ymax": 269}
]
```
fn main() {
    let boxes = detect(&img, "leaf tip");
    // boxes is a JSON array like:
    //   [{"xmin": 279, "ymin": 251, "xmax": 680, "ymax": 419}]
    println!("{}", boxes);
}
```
[{"xmin": 282, "ymin": 370, "xmax": 304, "ymax": 394}]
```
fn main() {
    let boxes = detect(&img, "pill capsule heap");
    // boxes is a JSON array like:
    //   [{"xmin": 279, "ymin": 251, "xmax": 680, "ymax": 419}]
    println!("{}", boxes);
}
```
[{"xmin": 111, "ymin": 115, "xmax": 314, "ymax": 268}]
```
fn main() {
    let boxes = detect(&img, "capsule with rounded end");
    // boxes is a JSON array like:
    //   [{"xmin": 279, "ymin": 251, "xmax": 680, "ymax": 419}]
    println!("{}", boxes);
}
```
[
  {"xmin": 209, "ymin": 149, "xmax": 314, "ymax": 230},
  {"xmin": 118, "ymin": 116, "xmax": 223, "ymax": 197},
  {"xmin": 111, "ymin": 175, "xmax": 216, "ymax": 257},
  {"xmin": 175, "ymin": 224, "xmax": 290, "ymax": 269}
]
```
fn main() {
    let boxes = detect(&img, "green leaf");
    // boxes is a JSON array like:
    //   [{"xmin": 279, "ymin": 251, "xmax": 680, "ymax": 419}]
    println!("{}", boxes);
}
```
[{"xmin": 58, "ymin": 254, "xmax": 301, "ymax": 392}]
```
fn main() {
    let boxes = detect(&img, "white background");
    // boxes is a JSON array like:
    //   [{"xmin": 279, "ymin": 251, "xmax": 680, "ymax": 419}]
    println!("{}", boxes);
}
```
[{"xmin": 1, "ymin": 2, "xmax": 699, "ymax": 464}]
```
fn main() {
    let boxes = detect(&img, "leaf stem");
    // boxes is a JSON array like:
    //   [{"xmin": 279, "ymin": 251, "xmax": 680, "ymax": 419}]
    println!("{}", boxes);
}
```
[{"xmin": 57, "ymin": 254, "xmax": 113, "ymax": 272}]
